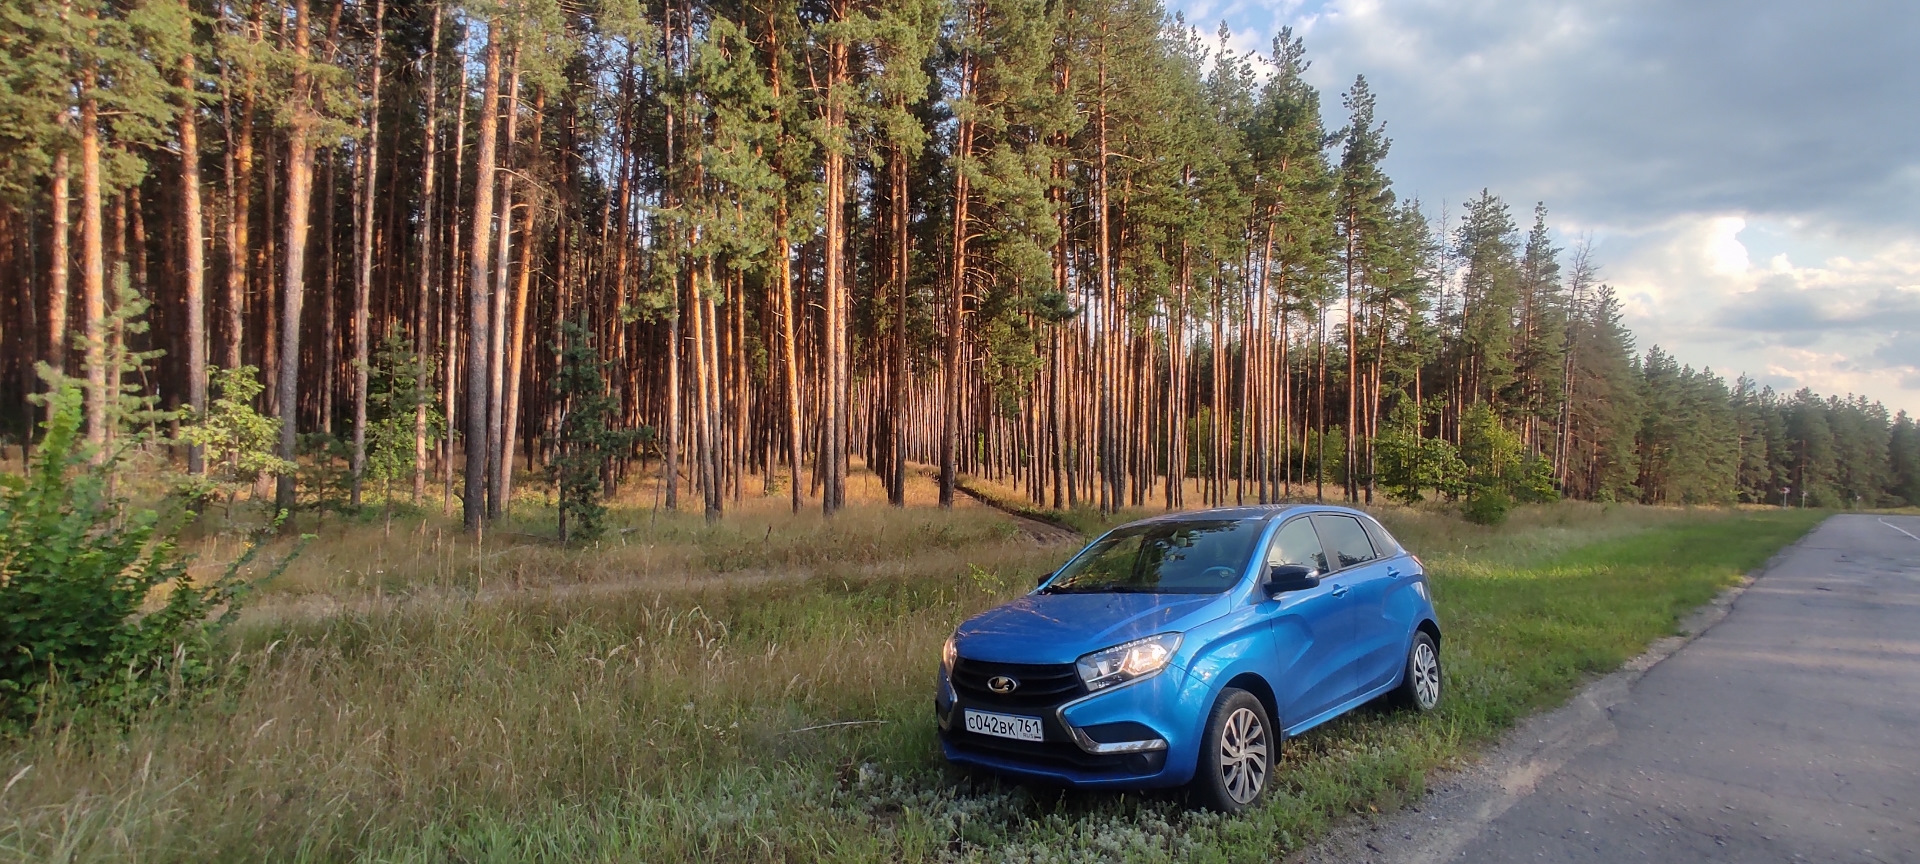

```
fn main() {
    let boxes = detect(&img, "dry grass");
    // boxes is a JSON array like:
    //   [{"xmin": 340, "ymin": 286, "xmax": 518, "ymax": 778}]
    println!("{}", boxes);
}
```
[{"xmin": 0, "ymin": 463, "xmax": 1825, "ymax": 863}]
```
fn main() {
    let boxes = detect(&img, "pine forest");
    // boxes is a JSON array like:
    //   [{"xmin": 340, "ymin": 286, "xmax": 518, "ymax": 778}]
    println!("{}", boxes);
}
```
[{"xmin": 3, "ymin": 0, "xmax": 1918, "ymax": 531}]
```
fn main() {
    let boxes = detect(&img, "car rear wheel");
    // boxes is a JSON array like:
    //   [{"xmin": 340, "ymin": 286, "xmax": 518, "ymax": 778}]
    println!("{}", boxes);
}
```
[
  {"xmin": 1392, "ymin": 631, "xmax": 1442, "ymax": 712},
  {"xmin": 1189, "ymin": 688, "xmax": 1276, "ymax": 813}
]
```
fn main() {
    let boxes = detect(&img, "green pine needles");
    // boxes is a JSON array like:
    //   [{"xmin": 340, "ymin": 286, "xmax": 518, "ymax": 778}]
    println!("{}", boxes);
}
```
[
  {"xmin": 363, "ymin": 335, "xmax": 444, "ymax": 514},
  {"xmin": 550, "ymin": 319, "xmax": 638, "ymax": 543}
]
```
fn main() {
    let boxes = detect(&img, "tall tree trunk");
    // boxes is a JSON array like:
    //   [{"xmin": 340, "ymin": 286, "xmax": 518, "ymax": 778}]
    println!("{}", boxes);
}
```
[
  {"xmin": 939, "ymin": 42, "xmax": 974, "ymax": 510},
  {"xmin": 1315, "ymin": 298, "xmax": 1327, "ymax": 502},
  {"xmin": 319, "ymin": 155, "xmax": 337, "ymax": 434},
  {"xmin": 887, "ymin": 139, "xmax": 908, "ymax": 507},
  {"xmin": 764, "ymin": 14, "xmax": 802, "ymax": 513},
  {"xmin": 274, "ymin": 0, "xmax": 317, "ymax": 518},
  {"xmin": 659, "ymin": 13, "xmax": 678, "ymax": 511},
  {"xmin": 349, "ymin": 0, "xmax": 386, "ymax": 506},
  {"xmin": 1344, "ymin": 207, "xmax": 1358, "ymax": 502},
  {"xmin": 179, "ymin": 52, "xmax": 207, "ymax": 474},
  {"xmin": 486, "ymin": 53, "xmax": 521, "ymax": 519},
  {"xmin": 776, "ymin": 218, "xmax": 800, "ymax": 512},
  {"xmin": 820, "ymin": 7, "xmax": 849, "ymax": 517},
  {"xmin": 698, "ymin": 259, "xmax": 722, "ymax": 520},
  {"xmin": 463, "ymin": 27, "xmax": 501, "ymax": 533},
  {"xmin": 46, "ymin": 151, "xmax": 69, "ymax": 422},
  {"xmin": 223, "ymin": 76, "xmax": 253, "ymax": 372},
  {"xmin": 412, "ymin": 2, "xmax": 441, "ymax": 502},
  {"xmin": 79, "ymin": 78, "xmax": 106, "ymax": 457},
  {"xmin": 1093, "ymin": 35, "xmax": 1115, "ymax": 513},
  {"xmin": 442, "ymin": 51, "xmax": 469, "ymax": 513},
  {"xmin": 499, "ymin": 89, "xmax": 543, "ymax": 513}
]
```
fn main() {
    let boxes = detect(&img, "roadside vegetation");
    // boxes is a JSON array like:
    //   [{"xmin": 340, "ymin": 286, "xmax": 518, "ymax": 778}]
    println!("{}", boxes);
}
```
[{"xmin": 0, "ymin": 464, "xmax": 1821, "ymax": 863}]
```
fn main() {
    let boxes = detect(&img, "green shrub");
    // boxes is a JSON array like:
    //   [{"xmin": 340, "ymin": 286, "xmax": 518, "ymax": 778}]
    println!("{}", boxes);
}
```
[
  {"xmin": 173, "ymin": 365, "xmax": 296, "ymax": 518},
  {"xmin": 0, "ymin": 384, "xmax": 290, "ymax": 733},
  {"xmin": 1462, "ymin": 487, "xmax": 1513, "ymax": 525},
  {"xmin": 550, "ymin": 319, "xmax": 637, "ymax": 543},
  {"xmin": 1377, "ymin": 400, "xmax": 1469, "ymax": 503}
]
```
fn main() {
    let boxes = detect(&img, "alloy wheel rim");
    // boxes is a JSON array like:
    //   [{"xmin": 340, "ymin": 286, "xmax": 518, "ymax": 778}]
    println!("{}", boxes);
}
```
[
  {"xmin": 1412, "ymin": 641, "xmax": 1440, "ymax": 709},
  {"xmin": 1218, "ymin": 706, "xmax": 1269, "ymax": 805}
]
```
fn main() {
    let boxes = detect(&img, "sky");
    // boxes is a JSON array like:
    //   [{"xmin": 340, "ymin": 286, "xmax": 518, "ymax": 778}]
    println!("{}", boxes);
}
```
[{"xmin": 1165, "ymin": 0, "xmax": 1920, "ymax": 414}]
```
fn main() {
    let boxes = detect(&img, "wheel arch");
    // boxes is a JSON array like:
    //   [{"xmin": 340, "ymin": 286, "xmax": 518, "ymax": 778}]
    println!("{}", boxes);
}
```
[
  {"xmin": 1221, "ymin": 671, "xmax": 1281, "ymax": 731},
  {"xmin": 1416, "ymin": 617, "xmax": 1441, "ymax": 647}
]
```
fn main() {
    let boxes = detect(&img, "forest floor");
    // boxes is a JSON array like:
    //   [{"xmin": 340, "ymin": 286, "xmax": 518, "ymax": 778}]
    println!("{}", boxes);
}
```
[{"xmin": 0, "ymin": 467, "xmax": 1825, "ymax": 863}]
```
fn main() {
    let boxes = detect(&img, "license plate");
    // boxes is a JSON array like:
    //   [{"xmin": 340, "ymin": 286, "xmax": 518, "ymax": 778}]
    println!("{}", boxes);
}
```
[{"xmin": 963, "ymin": 708, "xmax": 1044, "ymax": 742}]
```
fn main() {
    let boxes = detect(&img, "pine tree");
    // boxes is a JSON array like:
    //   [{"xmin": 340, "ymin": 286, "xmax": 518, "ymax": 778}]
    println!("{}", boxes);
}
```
[
  {"xmin": 1510, "ymin": 203, "xmax": 1565, "ymax": 452},
  {"xmin": 1335, "ymin": 74, "xmax": 1390, "ymax": 502},
  {"xmin": 1890, "ymin": 411, "xmax": 1920, "ymax": 505},
  {"xmin": 1452, "ymin": 191, "xmax": 1521, "ymax": 415}
]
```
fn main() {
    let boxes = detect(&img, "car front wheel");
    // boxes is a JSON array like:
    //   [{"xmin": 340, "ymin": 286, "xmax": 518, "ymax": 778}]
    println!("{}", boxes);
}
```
[
  {"xmin": 1189, "ymin": 687, "xmax": 1276, "ymax": 813},
  {"xmin": 1392, "ymin": 630, "xmax": 1442, "ymax": 712}
]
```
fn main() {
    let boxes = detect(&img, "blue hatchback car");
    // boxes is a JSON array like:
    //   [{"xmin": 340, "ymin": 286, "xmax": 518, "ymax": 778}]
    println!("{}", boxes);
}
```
[{"xmin": 936, "ymin": 506, "xmax": 1442, "ymax": 812}]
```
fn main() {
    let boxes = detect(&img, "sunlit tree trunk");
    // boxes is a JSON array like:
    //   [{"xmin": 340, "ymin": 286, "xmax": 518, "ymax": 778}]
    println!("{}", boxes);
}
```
[
  {"xmin": 46, "ymin": 152, "xmax": 69, "ymax": 422},
  {"xmin": 79, "ymin": 70, "xmax": 106, "ymax": 457},
  {"xmin": 349, "ymin": 0, "xmax": 386, "ymax": 507},
  {"xmin": 412, "ymin": 2, "xmax": 441, "ymax": 503},
  {"xmin": 273, "ymin": 0, "xmax": 317, "ymax": 517},
  {"xmin": 500, "ymin": 89, "xmax": 542, "ymax": 513},
  {"xmin": 463, "ymin": 27, "xmax": 501, "ymax": 533}
]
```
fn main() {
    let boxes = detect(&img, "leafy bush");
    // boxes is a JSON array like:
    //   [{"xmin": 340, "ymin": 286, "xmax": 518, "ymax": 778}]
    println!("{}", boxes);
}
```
[
  {"xmin": 0, "ymin": 384, "xmax": 290, "ymax": 733},
  {"xmin": 1455, "ymin": 402, "xmax": 1562, "ymax": 509},
  {"xmin": 1376, "ymin": 400, "xmax": 1469, "ymax": 503},
  {"xmin": 1513, "ymin": 455, "xmax": 1560, "ymax": 504},
  {"xmin": 1462, "ymin": 486, "xmax": 1513, "ymax": 525},
  {"xmin": 174, "ymin": 365, "xmax": 296, "ymax": 517}
]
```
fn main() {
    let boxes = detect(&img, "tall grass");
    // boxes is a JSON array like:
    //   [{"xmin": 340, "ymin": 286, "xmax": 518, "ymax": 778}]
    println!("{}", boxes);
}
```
[{"xmin": 0, "ymin": 475, "xmax": 1822, "ymax": 863}]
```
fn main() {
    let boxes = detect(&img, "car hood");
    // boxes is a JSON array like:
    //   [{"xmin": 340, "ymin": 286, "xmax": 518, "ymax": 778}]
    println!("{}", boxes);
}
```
[{"xmin": 952, "ymin": 591, "xmax": 1227, "ymax": 666}]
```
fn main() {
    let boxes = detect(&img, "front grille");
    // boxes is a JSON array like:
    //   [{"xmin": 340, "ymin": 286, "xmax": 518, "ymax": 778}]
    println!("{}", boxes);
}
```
[{"xmin": 951, "ymin": 658, "xmax": 1084, "ymax": 708}]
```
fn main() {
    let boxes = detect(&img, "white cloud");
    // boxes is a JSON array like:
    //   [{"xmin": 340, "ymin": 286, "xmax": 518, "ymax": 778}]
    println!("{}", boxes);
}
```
[
  {"xmin": 1166, "ymin": 0, "xmax": 1920, "ymax": 412},
  {"xmin": 1600, "ymin": 215, "xmax": 1920, "ymax": 404}
]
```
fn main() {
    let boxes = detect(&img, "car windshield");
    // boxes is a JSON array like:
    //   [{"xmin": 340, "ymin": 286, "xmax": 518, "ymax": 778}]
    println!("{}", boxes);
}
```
[{"xmin": 1043, "ymin": 519, "xmax": 1265, "ymax": 594}]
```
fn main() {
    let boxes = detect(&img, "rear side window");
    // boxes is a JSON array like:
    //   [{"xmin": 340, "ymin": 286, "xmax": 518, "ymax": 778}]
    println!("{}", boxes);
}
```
[
  {"xmin": 1361, "ymin": 516, "xmax": 1403, "ymax": 557},
  {"xmin": 1311, "ymin": 515, "xmax": 1377, "ymax": 571}
]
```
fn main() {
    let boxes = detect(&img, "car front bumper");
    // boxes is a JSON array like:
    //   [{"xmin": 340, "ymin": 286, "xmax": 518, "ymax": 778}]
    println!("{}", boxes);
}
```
[{"xmin": 935, "ymin": 663, "xmax": 1205, "ymax": 789}]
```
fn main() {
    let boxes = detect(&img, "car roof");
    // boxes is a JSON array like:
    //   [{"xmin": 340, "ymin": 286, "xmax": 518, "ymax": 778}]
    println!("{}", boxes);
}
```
[{"xmin": 1120, "ymin": 504, "xmax": 1376, "ymax": 529}]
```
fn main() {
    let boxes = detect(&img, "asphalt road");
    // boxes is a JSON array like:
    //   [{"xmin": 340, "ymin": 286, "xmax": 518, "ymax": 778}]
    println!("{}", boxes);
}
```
[
  {"xmin": 1451, "ymin": 513, "xmax": 1920, "ymax": 863},
  {"xmin": 1293, "ymin": 513, "xmax": 1920, "ymax": 864}
]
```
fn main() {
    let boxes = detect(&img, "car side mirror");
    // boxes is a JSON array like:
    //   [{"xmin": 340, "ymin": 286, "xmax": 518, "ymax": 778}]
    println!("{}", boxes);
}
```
[{"xmin": 1265, "ymin": 564, "xmax": 1321, "ymax": 595}]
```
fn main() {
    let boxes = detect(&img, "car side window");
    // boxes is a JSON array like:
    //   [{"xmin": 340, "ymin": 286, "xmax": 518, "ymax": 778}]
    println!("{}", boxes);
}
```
[
  {"xmin": 1267, "ymin": 518, "xmax": 1328, "ymax": 574},
  {"xmin": 1361, "ymin": 516, "xmax": 1403, "ymax": 558},
  {"xmin": 1312, "ymin": 515, "xmax": 1377, "ymax": 571}
]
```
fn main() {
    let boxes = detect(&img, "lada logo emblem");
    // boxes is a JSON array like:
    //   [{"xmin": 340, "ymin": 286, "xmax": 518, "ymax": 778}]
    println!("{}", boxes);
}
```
[{"xmin": 987, "ymin": 676, "xmax": 1019, "ymax": 694}]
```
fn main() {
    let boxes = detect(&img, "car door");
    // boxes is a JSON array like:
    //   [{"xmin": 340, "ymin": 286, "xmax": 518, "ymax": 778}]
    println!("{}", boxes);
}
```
[
  {"xmin": 1310, "ymin": 514, "xmax": 1398, "ymax": 694},
  {"xmin": 1258, "ymin": 516, "xmax": 1349, "ymax": 728}
]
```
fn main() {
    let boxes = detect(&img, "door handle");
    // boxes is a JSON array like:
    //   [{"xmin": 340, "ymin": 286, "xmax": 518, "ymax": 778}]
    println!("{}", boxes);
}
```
[
  {"xmin": 1386, "ymin": 567, "xmax": 1402, "ymax": 578},
  {"xmin": 1330, "ymin": 584, "xmax": 1349, "ymax": 598}
]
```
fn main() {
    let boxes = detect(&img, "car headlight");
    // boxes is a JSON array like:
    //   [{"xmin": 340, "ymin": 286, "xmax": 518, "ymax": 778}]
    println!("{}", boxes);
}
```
[
  {"xmin": 1075, "ymin": 633, "xmax": 1182, "ymax": 692},
  {"xmin": 941, "ymin": 635, "xmax": 958, "ymax": 674}
]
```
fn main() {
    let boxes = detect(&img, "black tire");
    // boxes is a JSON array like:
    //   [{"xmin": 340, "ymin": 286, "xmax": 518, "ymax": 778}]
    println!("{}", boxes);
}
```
[
  {"xmin": 1188, "ymin": 687, "xmax": 1277, "ymax": 813},
  {"xmin": 1391, "ymin": 630, "xmax": 1442, "ymax": 712}
]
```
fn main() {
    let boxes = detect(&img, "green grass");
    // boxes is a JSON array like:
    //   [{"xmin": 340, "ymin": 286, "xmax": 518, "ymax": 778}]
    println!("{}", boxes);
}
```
[{"xmin": 0, "ymin": 497, "xmax": 1822, "ymax": 863}]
